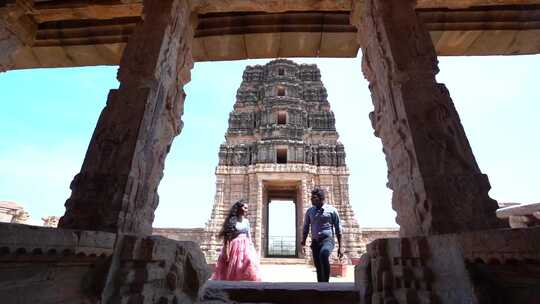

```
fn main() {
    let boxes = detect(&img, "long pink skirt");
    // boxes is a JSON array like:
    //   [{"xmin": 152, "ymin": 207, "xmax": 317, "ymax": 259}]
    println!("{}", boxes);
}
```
[{"xmin": 212, "ymin": 234, "xmax": 262, "ymax": 281}]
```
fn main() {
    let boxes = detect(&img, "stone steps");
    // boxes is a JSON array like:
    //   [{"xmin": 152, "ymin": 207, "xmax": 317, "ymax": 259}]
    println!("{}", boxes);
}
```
[
  {"xmin": 201, "ymin": 281, "xmax": 359, "ymax": 304},
  {"xmin": 260, "ymin": 257, "xmax": 307, "ymax": 265}
]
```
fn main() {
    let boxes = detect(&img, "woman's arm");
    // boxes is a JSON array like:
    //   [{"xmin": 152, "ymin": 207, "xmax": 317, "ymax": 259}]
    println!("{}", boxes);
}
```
[{"xmin": 223, "ymin": 239, "xmax": 230, "ymax": 263}]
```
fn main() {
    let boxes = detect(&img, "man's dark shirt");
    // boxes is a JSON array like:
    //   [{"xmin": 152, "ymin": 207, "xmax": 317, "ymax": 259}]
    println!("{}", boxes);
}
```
[{"xmin": 302, "ymin": 203, "xmax": 342, "ymax": 242}]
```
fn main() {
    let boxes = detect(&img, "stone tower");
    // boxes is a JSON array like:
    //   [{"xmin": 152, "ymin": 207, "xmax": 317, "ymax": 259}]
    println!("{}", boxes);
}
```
[{"xmin": 203, "ymin": 59, "xmax": 362, "ymax": 262}]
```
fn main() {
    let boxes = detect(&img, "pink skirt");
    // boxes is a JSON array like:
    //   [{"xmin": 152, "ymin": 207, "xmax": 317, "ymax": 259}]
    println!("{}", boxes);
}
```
[{"xmin": 212, "ymin": 234, "xmax": 262, "ymax": 281}]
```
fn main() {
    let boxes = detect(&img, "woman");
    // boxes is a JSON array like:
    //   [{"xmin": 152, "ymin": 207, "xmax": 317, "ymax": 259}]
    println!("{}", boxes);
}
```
[{"xmin": 212, "ymin": 199, "xmax": 262, "ymax": 281}]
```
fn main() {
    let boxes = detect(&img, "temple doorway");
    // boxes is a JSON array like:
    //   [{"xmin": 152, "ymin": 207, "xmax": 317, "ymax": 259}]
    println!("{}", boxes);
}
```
[
  {"xmin": 262, "ymin": 180, "xmax": 304, "ymax": 258},
  {"xmin": 267, "ymin": 199, "xmax": 296, "ymax": 257}
]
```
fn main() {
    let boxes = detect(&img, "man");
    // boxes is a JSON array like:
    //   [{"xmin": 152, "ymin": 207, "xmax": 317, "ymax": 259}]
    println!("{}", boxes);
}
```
[{"xmin": 301, "ymin": 187, "xmax": 343, "ymax": 282}]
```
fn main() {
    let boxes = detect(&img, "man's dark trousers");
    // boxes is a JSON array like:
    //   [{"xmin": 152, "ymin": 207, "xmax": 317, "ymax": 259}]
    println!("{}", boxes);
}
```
[{"xmin": 311, "ymin": 238, "xmax": 335, "ymax": 282}]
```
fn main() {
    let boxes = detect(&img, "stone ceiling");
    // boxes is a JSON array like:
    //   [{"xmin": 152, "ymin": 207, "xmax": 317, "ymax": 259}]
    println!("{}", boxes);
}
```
[{"xmin": 4, "ymin": 0, "xmax": 540, "ymax": 69}]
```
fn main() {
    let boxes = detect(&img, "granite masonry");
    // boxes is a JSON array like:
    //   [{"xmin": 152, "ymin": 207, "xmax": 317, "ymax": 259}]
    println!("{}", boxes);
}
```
[{"xmin": 1, "ymin": 0, "xmax": 539, "ymax": 303}]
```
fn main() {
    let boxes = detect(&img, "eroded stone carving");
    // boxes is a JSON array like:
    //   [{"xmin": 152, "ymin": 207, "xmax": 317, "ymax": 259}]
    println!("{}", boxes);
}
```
[
  {"xmin": 356, "ymin": 227, "xmax": 540, "ymax": 304},
  {"xmin": 357, "ymin": 238, "xmax": 435, "ymax": 304},
  {"xmin": 353, "ymin": 0, "xmax": 502, "ymax": 237},
  {"xmin": 0, "ymin": 2, "xmax": 25, "ymax": 72},
  {"xmin": 103, "ymin": 235, "xmax": 211, "ymax": 304},
  {"xmin": 59, "ymin": 0, "xmax": 195, "ymax": 234},
  {"xmin": 11, "ymin": 209, "xmax": 29, "ymax": 224},
  {"xmin": 42, "ymin": 215, "xmax": 60, "ymax": 227}
]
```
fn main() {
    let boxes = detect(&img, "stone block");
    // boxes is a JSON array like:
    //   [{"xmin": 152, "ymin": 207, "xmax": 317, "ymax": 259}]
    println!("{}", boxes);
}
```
[
  {"xmin": 0, "ymin": 224, "xmax": 116, "ymax": 304},
  {"xmin": 104, "ymin": 234, "xmax": 211, "ymax": 304},
  {"xmin": 357, "ymin": 227, "xmax": 540, "ymax": 304}
]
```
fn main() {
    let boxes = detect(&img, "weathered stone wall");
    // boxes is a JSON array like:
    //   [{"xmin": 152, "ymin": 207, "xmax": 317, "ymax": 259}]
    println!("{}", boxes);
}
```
[
  {"xmin": 0, "ymin": 223, "xmax": 116, "ymax": 304},
  {"xmin": 153, "ymin": 226, "xmax": 398, "ymax": 263},
  {"xmin": 0, "ymin": 223, "xmax": 211, "ymax": 304},
  {"xmin": 358, "ymin": 228, "xmax": 400, "ymax": 247}
]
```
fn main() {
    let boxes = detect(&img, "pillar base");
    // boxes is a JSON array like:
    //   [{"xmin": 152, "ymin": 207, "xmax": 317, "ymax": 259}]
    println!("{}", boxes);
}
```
[{"xmin": 355, "ymin": 227, "xmax": 540, "ymax": 304}]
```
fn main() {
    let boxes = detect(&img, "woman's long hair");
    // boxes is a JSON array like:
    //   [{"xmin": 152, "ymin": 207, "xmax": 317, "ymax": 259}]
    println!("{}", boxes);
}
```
[{"xmin": 218, "ymin": 199, "xmax": 246, "ymax": 241}]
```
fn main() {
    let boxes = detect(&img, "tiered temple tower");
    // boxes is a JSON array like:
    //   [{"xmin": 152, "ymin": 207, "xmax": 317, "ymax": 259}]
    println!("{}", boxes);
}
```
[{"xmin": 203, "ymin": 59, "xmax": 363, "ymax": 262}]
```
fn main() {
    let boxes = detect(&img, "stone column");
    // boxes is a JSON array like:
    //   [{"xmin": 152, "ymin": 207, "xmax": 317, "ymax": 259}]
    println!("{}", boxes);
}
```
[
  {"xmin": 58, "ymin": 0, "xmax": 194, "ymax": 234},
  {"xmin": 352, "ymin": 0, "xmax": 502, "ymax": 237},
  {"xmin": 0, "ymin": 25, "xmax": 19, "ymax": 72}
]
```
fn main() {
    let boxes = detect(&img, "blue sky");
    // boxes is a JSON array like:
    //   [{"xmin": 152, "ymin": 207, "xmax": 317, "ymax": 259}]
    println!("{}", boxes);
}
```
[{"xmin": 0, "ymin": 54, "xmax": 538, "ymax": 228}]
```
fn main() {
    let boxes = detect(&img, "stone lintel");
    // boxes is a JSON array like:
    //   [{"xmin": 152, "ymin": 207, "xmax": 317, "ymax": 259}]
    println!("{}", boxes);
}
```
[
  {"xmin": 497, "ymin": 202, "xmax": 540, "ymax": 228},
  {"xmin": 497, "ymin": 202, "xmax": 540, "ymax": 218}
]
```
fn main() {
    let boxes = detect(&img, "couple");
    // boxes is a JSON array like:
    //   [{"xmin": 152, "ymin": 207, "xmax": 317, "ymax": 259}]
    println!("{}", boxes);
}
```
[{"xmin": 212, "ymin": 187, "xmax": 343, "ymax": 282}]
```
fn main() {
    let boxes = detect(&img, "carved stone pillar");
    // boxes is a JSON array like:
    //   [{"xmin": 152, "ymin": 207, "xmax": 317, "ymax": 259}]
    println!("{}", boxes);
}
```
[
  {"xmin": 59, "ymin": 0, "xmax": 194, "ymax": 234},
  {"xmin": 0, "ymin": 25, "xmax": 19, "ymax": 72},
  {"xmin": 352, "ymin": 0, "xmax": 502, "ymax": 236}
]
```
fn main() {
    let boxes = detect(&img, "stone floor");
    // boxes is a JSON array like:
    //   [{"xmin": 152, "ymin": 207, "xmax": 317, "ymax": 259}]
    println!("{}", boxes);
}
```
[{"xmin": 258, "ymin": 264, "xmax": 355, "ymax": 283}]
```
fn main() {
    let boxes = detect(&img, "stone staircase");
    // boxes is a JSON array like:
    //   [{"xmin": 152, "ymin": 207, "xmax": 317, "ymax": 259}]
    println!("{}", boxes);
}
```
[
  {"xmin": 260, "ymin": 257, "xmax": 307, "ymax": 265},
  {"xmin": 200, "ymin": 281, "xmax": 359, "ymax": 304}
]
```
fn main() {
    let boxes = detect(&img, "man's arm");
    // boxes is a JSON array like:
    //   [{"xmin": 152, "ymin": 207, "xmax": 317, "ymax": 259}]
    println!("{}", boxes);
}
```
[
  {"xmin": 301, "ymin": 209, "xmax": 310, "ymax": 246},
  {"xmin": 333, "ymin": 209, "xmax": 344, "ymax": 259}
]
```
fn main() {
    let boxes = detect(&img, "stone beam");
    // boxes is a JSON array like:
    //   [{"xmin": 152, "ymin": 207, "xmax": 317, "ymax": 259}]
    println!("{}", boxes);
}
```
[
  {"xmin": 58, "ymin": 0, "xmax": 195, "ymax": 234},
  {"xmin": 191, "ymin": 0, "xmax": 540, "ymax": 14},
  {"xmin": 353, "ymin": 0, "xmax": 503, "ymax": 237},
  {"xmin": 27, "ymin": 0, "xmax": 540, "ymax": 23},
  {"xmin": 31, "ymin": 2, "xmax": 143, "ymax": 23}
]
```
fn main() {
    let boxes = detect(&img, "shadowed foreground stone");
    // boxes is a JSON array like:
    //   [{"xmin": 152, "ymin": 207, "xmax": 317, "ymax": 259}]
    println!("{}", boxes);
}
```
[
  {"xmin": 0, "ymin": 224, "xmax": 211, "ymax": 304},
  {"xmin": 0, "ymin": 223, "xmax": 116, "ymax": 303},
  {"xmin": 201, "ymin": 281, "xmax": 359, "ymax": 304},
  {"xmin": 356, "ymin": 227, "xmax": 540, "ymax": 304},
  {"xmin": 103, "ymin": 235, "xmax": 211, "ymax": 303}
]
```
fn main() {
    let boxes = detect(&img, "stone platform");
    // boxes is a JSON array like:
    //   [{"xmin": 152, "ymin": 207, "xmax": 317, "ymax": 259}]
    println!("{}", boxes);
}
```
[
  {"xmin": 260, "ymin": 258, "xmax": 307, "ymax": 265},
  {"xmin": 201, "ymin": 281, "xmax": 359, "ymax": 304},
  {"xmin": 0, "ymin": 223, "xmax": 211, "ymax": 304},
  {"xmin": 356, "ymin": 227, "xmax": 540, "ymax": 304},
  {"xmin": 2, "ymin": 222, "xmax": 539, "ymax": 303}
]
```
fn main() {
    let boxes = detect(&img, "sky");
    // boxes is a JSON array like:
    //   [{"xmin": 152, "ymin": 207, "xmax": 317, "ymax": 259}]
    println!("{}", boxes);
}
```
[{"xmin": 0, "ymin": 54, "xmax": 539, "ymax": 229}]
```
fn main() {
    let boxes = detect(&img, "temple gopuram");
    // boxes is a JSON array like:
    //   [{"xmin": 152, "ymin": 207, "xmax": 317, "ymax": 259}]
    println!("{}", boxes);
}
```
[
  {"xmin": 201, "ymin": 59, "xmax": 363, "ymax": 262},
  {"xmin": 1, "ymin": 0, "xmax": 539, "ymax": 303}
]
